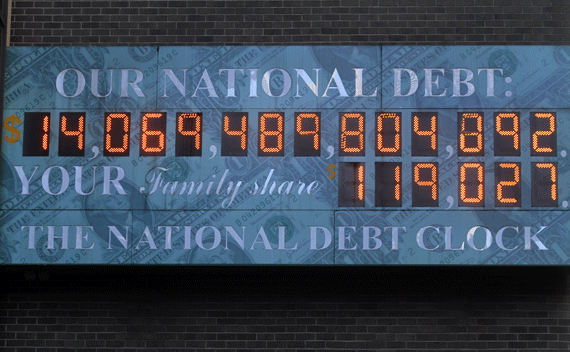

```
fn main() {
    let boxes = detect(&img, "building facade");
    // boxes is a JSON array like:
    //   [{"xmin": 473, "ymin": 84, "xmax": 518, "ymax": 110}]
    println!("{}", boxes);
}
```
[{"xmin": 3, "ymin": 1, "xmax": 570, "ymax": 351}]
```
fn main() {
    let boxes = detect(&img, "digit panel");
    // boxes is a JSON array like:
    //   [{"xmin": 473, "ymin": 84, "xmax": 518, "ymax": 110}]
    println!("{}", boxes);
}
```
[
  {"xmin": 339, "ymin": 112, "xmax": 365, "ymax": 156},
  {"xmin": 412, "ymin": 162, "xmax": 438, "ymax": 207},
  {"xmin": 375, "ymin": 112, "xmax": 401, "ymax": 156},
  {"xmin": 530, "ymin": 112, "xmax": 557, "ymax": 156},
  {"xmin": 58, "ymin": 112, "xmax": 85, "ymax": 157},
  {"xmin": 258, "ymin": 112, "xmax": 284, "ymax": 157},
  {"xmin": 338, "ymin": 162, "xmax": 365, "ymax": 207},
  {"xmin": 222, "ymin": 112, "xmax": 248, "ymax": 157},
  {"xmin": 104, "ymin": 112, "xmax": 130, "ymax": 157},
  {"xmin": 23, "ymin": 112, "xmax": 50, "ymax": 157},
  {"xmin": 375, "ymin": 162, "xmax": 402, "ymax": 207},
  {"xmin": 294, "ymin": 112, "xmax": 320, "ymax": 157},
  {"xmin": 495, "ymin": 162, "xmax": 521, "ymax": 207},
  {"xmin": 458, "ymin": 162, "xmax": 484, "ymax": 207},
  {"xmin": 176, "ymin": 112, "xmax": 202, "ymax": 157},
  {"xmin": 531, "ymin": 162, "xmax": 558, "ymax": 207},
  {"xmin": 411, "ymin": 112, "xmax": 437, "ymax": 157},
  {"xmin": 139, "ymin": 112, "xmax": 166, "ymax": 156},
  {"xmin": 458, "ymin": 112, "xmax": 484, "ymax": 156},
  {"xmin": 494, "ymin": 112, "xmax": 520, "ymax": 156}
]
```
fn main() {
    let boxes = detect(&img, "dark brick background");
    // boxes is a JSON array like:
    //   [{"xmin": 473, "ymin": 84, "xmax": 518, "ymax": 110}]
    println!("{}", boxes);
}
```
[
  {"xmin": 2, "ymin": 266, "xmax": 570, "ymax": 352},
  {"xmin": 7, "ymin": 0, "xmax": 570, "ymax": 45},
  {"xmin": 3, "ymin": 1, "xmax": 570, "ymax": 351}
]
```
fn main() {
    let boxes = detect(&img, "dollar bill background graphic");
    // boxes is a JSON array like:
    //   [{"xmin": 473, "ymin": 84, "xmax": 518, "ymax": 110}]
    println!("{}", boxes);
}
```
[{"xmin": 2, "ymin": 46, "xmax": 569, "ymax": 265}]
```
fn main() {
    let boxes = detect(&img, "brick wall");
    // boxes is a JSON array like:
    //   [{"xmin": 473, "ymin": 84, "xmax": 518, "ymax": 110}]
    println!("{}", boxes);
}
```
[
  {"xmin": 2, "ymin": 266, "xmax": 570, "ymax": 352},
  {"xmin": 8, "ymin": 0, "xmax": 570, "ymax": 46},
  {"xmin": 3, "ymin": 1, "xmax": 570, "ymax": 352}
]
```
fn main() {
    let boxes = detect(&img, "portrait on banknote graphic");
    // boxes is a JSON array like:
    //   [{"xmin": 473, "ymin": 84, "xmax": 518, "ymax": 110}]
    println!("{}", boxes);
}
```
[{"xmin": 82, "ymin": 179, "xmax": 153, "ymax": 249}]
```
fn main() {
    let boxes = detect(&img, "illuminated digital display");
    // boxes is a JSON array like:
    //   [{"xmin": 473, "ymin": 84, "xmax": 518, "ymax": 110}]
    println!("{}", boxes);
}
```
[
  {"xmin": 376, "ymin": 112, "xmax": 401, "ymax": 156},
  {"xmin": 339, "ymin": 112, "xmax": 365, "ymax": 156},
  {"xmin": 412, "ymin": 112, "xmax": 437, "ymax": 156},
  {"xmin": 458, "ymin": 112, "xmax": 484, "ymax": 156},
  {"xmin": 23, "ymin": 112, "xmax": 50, "ymax": 156},
  {"xmin": 375, "ymin": 162, "xmax": 402, "ymax": 207},
  {"xmin": 222, "ymin": 112, "xmax": 248, "ymax": 156},
  {"xmin": 16, "ymin": 110, "xmax": 565, "ymax": 210},
  {"xmin": 176, "ymin": 112, "xmax": 202, "ymax": 157},
  {"xmin": 532, "ymin": 162, "xmax": 558, "ymax": 207},
  {"xmin": 494, "ymin": 112, "xmax": 520, "ymax": 156},
  {"xmin": 104, "ymin": 112, "xmax": 130, "ymax": 157},
  {"xmin": 458, "ymin": 162, "xmax": 484, "ymax": 207},
  {"xmin": 338, "ymin": 162, "xmax": 365, "ymax": 207},
  {"xmin": 258, "ymin": 112, "xmax": 284, "ymax": 157},
  {"xmin": 58, "ymin": 112, "xmax": 85, "ymax": 157},
  {"xmin": 412, "ymin": 162, "xmax": 438, "ymax": 207},
  {"xmin": 140, "ymin": 112, "xmax": 166, "ymax": 156},
  {"xmin": 495, "ymin": 162, "xmax": 521, "ymax": 207},
  {"xmin": 531, "ymin": 112, "xmax": 557, "ymax": 156},
  {"xmin": 294, "ymin": 112, "xmax": 320, "ymax": 157}
]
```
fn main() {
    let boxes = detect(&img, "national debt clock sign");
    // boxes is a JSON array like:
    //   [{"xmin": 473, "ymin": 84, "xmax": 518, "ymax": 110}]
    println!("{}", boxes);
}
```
[{"xmin": 2, "ymin": 46, "xmax": 570, "ymax": 265}]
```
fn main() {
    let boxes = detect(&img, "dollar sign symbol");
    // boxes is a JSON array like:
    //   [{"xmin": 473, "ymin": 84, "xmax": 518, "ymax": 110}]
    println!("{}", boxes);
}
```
[
  {"xmin": 4, "ymin": 114, "xmax": 22, "ymax": 145},
  {"xmin": 327, "ymin": 163, "xmax": 337, "ymax": 179}
]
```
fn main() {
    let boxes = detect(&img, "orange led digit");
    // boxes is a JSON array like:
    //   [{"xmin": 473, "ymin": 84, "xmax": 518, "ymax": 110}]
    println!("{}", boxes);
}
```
[
  {"xmin": 458, "ymin": 112, "xmax": 484, "ymax": 156},
  {"xmin": 178, "ymin": 113, "xmax": 201, "ymax": 147},
  {"xmin": 224, "ymin": 115, "xmax": 247, "ymax": 150},
  {"xmin": 414, "ymin": 163, "xmax": 437, "ymax": 200},
  {"xmin": 338, "ymin": 162, "xmax": 365, "ymax": 207},
  {"xmin": 58, "ymin": 113, "xmax": 85, "ymax": 156},
  {"xmin": 494, "ymin": 112, "xmax": 519, "ymax": 156},
  {"xmin": 495, "ymin": 162, "xmax": 521, "ymax": 207},
  {"xmin": 222, "ymin": 112, "xmax": 248, "ymax": 156},
  {"xmin": 376, "ymin": 112, "xmax": 401, "ymax": 156},
  {"xmin": 42, "ymin": 115, "xmax": 49, "ymax": 151},
  {"xmin": 61, "ymin": 115, "xmax": 84, "ymax": 149},
  {"xmin": 104, "ymin": 112, "xmax": 130, "ymax": 156},
  {"xmin": 23, "ymin": 112, "xmax": 50, "ymax": 156},
  {"xmin": 258, "ymin": 112, "xmax": 284, "ymax": 156},
  {"xmin": 412, "ymin": 162, "xmax": 438, "ymax": 207},
  {"xmin": 297, "ymin": 113, "xmax": 319, "ymax": 149},
  {"xmin": 532, "ymin": 162, "xmax": 558, "ymax": 207},
  {"xmin": 459, "ymin": 162, "xmax": 484, "ymax": 207},
  {"xmin": 339, "ymin": 112, "xmax": 365, "ymax": 156},
  {"xmin": 357, "ymin": 164, "xmax": 365, "ymax": 201},
  {"xmin": 531, "ymin": 112, "xmax": 557, "ymax": 156},
  {"xmin": 140, "ymin": 112, "xmax": 166, "ymax": 156},
  {"xmin": 412, "ymin": 112, "xmax": 437, "ymax": 156},
  {"xmin": 294, "ymin": 112, "xmax": 320, "ymax": 156},
  {"xmin": 375, "ymin": 162, "xmax": 402, "ymax": 207},
  {"xmin": 395, "ymin": 165, "xmax": 401, "ymax": 201},
  {"xmin": 176, "ymin": 112, "xmax": 202, "ymax": 156}
]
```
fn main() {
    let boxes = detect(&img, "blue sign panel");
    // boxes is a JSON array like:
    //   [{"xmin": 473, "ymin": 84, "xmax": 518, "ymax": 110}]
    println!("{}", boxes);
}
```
[{"xmin": 2, "ymin": 46, "xmax": 569, "ymax": 265}]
